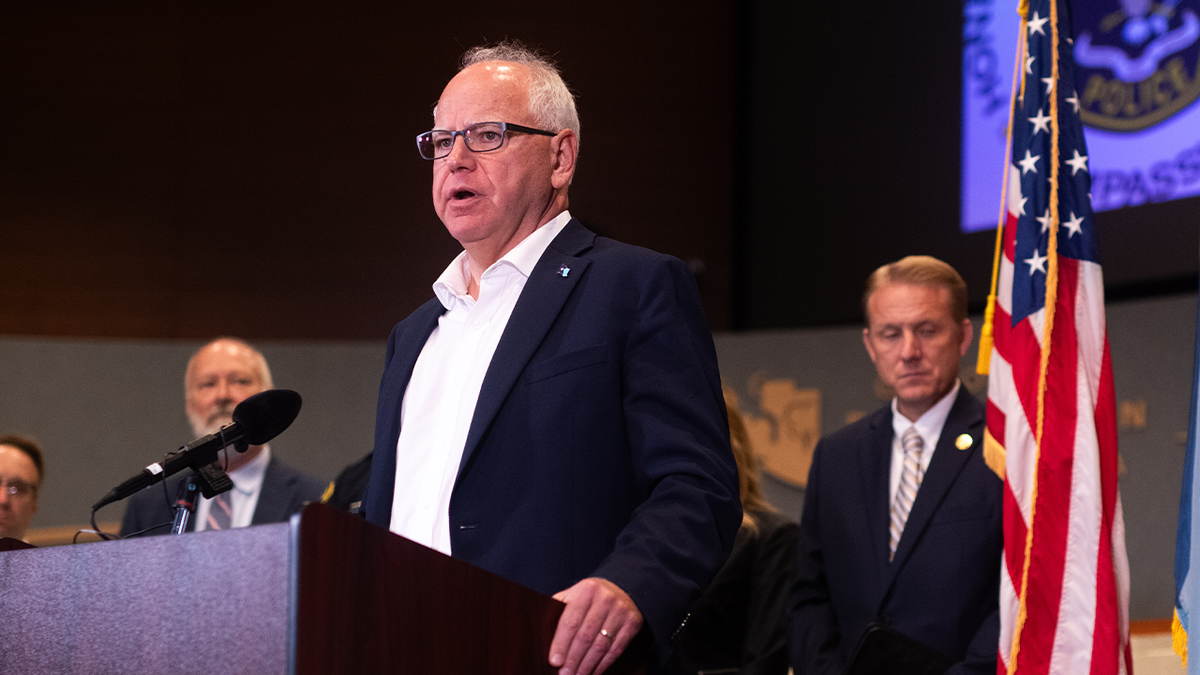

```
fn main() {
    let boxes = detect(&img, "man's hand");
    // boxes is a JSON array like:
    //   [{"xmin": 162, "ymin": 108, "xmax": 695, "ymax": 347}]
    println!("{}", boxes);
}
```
[{"xmin": 549, "ymin": 577, "xmax": 643, "ymax": 675}]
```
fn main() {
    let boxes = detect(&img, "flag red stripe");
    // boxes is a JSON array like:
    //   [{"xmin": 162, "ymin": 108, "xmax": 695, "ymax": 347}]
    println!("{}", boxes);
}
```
[
  {"xmin": 992, "ymin": 302, "xmax": 1043, "ymax": 435},
  {"xmin": 1004, "ymin": 480, "xmax": 1027, "ymax": 591},
  {"xmin": 1090, "ymin": 337, "xmax": 1120, "ymax": 675},
  {"xmin": 987, "ymin": 398, "xmax": 1007, "ymax": 451},
  {"xmin": 1013, "ymin": 259, "xmax": 1082, "ymax": 673}
]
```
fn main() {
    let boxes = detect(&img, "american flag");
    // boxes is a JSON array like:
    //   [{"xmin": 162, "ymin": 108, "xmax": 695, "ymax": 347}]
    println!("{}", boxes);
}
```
[{"xmin": 981, "ymin": 0, "xmax": 1132, "ymax": 672}]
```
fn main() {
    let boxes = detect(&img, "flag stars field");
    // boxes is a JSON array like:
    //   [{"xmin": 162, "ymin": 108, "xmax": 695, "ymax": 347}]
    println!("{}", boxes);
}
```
[
  {"xmin": 1024, "ymin": 249, "xmax": 1048, "ymax": 275},
  {"xmin": 1019, "ymin": 150, "xmax": 1041, "ymax": 174},
  {"xmin": 1027, "ymin": 12, "xmax": 1049, "ymax": 36},
  {"xmin": 1030, "ymin": 109, "xmax": 1052, "ymax": 134},
  {"xmin": 1066, "ymin": 150, "xmax": 1088, "ymax": 175},
  {"xmin": 1037, "ymin": 208, "xmax": 1053, "ymax": 233},
  {"xmin": 1062, "ymin": 213, "xmax": 1085, "ymax": 238}
]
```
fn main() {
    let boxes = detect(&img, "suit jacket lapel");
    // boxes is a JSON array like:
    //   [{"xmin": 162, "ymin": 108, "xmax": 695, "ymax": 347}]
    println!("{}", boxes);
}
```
[
  {"xmin": 367, "ymin": 298, "xmax": 444, "ymax": 522},
  {"xmin": 249, "ymin": 457, "xmax": 280, "ymax": 525},
  {"xmin": 883, "ymin": 389, "xmax": 985, "ymax": 589},
  {"xmin": 457, "ymin": 219, "xmax": 594, "ymax": 477},
  {"xmin": 382, "ymin": 300, "xmax": 445, "ymax": 417},
  {"xmin": 861, "ymin": 409, "xmax": 896, "ymax": 583}
]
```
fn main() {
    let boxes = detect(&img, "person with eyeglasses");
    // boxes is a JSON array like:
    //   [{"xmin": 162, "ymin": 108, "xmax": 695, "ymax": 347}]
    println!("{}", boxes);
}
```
[
  {"xmin": 361, "ymin": 41, "xmax": 740, "ymax": 675},
  {"xmin": 0, "ymin": 434, "xmax": 44, "ymax": 542}
]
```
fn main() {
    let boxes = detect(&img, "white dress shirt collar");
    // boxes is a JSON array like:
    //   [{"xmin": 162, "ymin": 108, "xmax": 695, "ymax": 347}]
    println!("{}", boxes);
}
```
[
  {"xmin": 432, "ymin": 210, "xmax": 574, "ymax": 310},
  {"xmin": 228, "ymin": 443, "xmax": 271, "ymax": 496},
  {"xmin": 891, "ymin": 380, "xmax": 961, "ymax": 450},
  {"xmin": 887, "ymin": 381, "xmax": 961, "ymax": 506}
]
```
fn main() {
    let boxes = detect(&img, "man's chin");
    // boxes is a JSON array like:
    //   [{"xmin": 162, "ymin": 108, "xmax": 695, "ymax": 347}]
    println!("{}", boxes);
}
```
[
  {"xmin": 193, "ymin": 417, "xmax": 235, "ymax": 437},
  {"xmin": 896, "ymin": 381, "xmax": 955, "ymax": 410}
]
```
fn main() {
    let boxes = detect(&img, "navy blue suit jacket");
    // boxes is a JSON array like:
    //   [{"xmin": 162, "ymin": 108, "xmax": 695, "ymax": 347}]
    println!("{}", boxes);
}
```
[
  {"xmin": 119, "ymin": 455, "xmax": 326, "ymax": 536},
  {"xmin": 788, "ymin": 388, "xmax": 1002, "ymax": 675},
  {"xmin": 362, "ymin": 219, "xmax": 742, "ymax": 667}
]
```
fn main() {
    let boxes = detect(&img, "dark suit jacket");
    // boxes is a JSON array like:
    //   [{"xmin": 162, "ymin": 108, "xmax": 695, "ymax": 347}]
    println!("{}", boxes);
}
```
[
  {"xmin": 788, "ymin": 388, "xmax": 1002, "ymax": 675},
  {"xmin": 362, "ymin": 219, "xmax": 742, "ymax": 668},
  {"xmin": 324, "ymin": 451, "xmax": 372, "ymax": 514},
  {"xmin": 678, "ymin": 508, "xmax": 799, "ymax": 675},
  {"xmin": 119, "ymin": 455, "xmax": 326, "ymax": 537}
]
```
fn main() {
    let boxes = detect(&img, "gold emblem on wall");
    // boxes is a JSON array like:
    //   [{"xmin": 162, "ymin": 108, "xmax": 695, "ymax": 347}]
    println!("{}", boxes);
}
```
[{"xmin": 737, "ymin": 373, "xmax": 821, "ymax": 488}]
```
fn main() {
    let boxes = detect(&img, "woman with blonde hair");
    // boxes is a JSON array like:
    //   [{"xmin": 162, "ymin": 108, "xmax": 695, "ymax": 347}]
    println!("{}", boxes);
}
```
[{"xmin": 676, "ymin": 387, "xmax": 800, "ymax": 675}]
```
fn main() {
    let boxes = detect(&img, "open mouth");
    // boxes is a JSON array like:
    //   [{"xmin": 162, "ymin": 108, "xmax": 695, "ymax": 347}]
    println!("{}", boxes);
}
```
[{"xmin": 454, "ymin": 190, "xmax": 476, "ymax": 200}]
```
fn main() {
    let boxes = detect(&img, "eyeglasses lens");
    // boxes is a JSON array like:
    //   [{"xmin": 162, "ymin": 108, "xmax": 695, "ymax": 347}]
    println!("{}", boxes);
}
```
[
  {"xmin": 2, "ymin": 481, "xmax": 35, "ymax": 499},
  {"xmin": 418, "ymin": 123, "xmax": 508, "ymax": 160}
]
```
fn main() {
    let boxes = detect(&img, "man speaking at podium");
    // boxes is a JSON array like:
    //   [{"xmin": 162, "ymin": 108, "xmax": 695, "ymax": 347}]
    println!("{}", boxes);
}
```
[{"xmin": 361, "ymin": 42, "xmax": 741, "ymax": 675}]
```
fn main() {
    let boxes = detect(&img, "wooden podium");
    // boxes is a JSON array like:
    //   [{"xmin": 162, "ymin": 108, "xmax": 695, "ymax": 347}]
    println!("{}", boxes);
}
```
[{"xmin": 0, "ymin": 504, "xmax": 645, "ymax": 675}]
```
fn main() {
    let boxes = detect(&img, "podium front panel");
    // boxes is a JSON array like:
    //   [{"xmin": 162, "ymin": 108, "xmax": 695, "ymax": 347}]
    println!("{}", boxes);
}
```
[{"xmin": 0, "ymin": 523, "xmax": 290, "ymax": 675}]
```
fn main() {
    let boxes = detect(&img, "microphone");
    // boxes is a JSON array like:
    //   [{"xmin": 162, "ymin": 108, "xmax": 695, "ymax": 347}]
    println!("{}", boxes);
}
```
[{"xmin": 92, "ymin": 389, "xmax": 303, "ymax": 512}]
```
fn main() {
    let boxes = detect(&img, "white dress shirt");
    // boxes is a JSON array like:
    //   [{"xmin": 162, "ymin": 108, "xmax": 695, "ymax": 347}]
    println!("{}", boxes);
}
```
[
  {"xmin": 389, "ymin": 211, "xmax": 573, "ymax": 554},
  {"xmin": 194, "ymin": 445, "xmax": 270, "ymax": 531},
  {"xmin": 887, "ymin": 381, "xmax": 961, "ymax": 506}
]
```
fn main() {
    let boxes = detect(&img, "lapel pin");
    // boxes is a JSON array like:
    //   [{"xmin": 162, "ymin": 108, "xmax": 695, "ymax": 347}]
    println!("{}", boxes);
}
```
[
  {"xmin": 558, "ymin": 265, "xmax": 571, "ymax": 278},
  {"xmin": 955, "ymin": 434, "xmax": 973, "ymax": 451}
]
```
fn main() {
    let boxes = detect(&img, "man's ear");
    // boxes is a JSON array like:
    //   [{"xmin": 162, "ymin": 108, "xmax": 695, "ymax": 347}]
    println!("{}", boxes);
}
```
[
  {"xmin": 550, "ymin": 129, "xmax": 578, "ymax": 190},
  {"xmin": 959, "ymin": 318, "xmax": 974, "ymax": 357},
  {"xmin": 863, "ymin": 327, "xmax": 878, "ymax": 366}
]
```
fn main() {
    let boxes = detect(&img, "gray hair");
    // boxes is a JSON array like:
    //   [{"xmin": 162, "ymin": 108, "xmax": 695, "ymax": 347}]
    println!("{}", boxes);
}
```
[
  {"xmin": 453, "ymin": 41, "xmax": 580, "ymax": 146},
  {"xmin": 184, "ymin": 337, "xmax": 275, "ymax": 395}
]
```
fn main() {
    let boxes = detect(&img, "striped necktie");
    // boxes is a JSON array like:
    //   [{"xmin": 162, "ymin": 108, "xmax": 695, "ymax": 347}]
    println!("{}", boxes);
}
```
[
  {"xmin": 207, "ymin": 492, "xmax": 233, "ymax": 531},
  {"xmin": 889, "ymin": 426, "xmax": 924, "ymax": 561}
]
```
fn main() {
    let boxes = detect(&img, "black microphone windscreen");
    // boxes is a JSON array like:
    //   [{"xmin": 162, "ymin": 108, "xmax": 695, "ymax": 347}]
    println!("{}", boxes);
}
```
[{"xmin": 231, "ymin": 389, "xmax": 303, "ymax": 445}]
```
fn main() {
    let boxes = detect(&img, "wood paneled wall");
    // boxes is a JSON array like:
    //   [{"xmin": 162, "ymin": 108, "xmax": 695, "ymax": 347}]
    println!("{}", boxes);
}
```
[{"xmin": 0, "ymin": 3, "xmax": 736, "ymax": 339}]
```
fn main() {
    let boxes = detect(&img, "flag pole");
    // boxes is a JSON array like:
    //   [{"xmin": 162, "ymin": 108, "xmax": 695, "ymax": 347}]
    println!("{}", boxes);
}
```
[
  {"xmin": 1008, "ymin": 0, "xmax": 1063, "ymax": 670},
  {"xmin": 977, "ymin": 11, "xmax": 1029, "ymax": 377}
]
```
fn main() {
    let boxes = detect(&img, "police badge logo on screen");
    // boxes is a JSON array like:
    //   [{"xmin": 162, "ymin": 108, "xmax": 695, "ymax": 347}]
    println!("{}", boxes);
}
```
[{"xmin": 1075, "ymin": 0, "xmax": 1200, "ymax": 132}]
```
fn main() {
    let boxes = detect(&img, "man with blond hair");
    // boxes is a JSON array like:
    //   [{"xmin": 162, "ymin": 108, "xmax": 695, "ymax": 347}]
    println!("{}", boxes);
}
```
[
  {"xmin": 789, "ymin": 256, "xmax": 1002, "ymax": 674},
  {"xmin": 120, "ymin": 338, "xmax": 324, "ymax": 536}
]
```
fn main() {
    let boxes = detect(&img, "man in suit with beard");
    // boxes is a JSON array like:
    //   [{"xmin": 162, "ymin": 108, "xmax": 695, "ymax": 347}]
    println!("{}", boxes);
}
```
[{"xmin": 120, "ymin": 338, "xmax": 324, "ymax": 536}]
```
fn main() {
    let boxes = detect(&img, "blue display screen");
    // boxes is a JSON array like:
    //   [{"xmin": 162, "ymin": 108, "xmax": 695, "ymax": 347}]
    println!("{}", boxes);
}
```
[{"xmin": 962, "ymin": 0, "xmax": 1200, "ymax": 233}]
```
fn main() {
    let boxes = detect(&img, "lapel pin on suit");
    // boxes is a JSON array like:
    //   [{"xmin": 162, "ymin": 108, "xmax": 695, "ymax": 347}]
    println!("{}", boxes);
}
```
[
  {"xmin": 955, "ymin": 434, "xmax": 973, "ymax": 451},
  {"xmin": 558, "ymin": 264, "xmax": 571, "ymax": 278}
]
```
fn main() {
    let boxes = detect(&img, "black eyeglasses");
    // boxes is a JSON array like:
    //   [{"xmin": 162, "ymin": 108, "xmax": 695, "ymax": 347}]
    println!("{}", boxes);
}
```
[
  {"xmin": 1, "ymin": 479, "xmax": 37, "ymax": 501},
  {"xmin": 416, "ymin": 121, "xmax": 558, "ymax": 160}
]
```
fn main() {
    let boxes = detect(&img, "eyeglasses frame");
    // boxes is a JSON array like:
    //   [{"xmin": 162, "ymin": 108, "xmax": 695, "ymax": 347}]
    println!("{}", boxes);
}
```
[
  {"xmin": 416, "ymin": 121, "xmax": 558, "ymax": 160},
  {"xmin": 0, "ymin": 479, "xmax": 37, "ymax": 501}
]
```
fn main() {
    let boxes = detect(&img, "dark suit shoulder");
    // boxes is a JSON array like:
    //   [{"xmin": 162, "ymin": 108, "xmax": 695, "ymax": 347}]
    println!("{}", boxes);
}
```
[
  {"xmin": 388, "ymin": 297, "xmax": 444, "ymax": 341},
  {"xmin": 251, "ymin": 456, "xmax": 326, "ymax": 525},
  {"xmin": 326, "ymin": 451, "xmax": 373, "ymax": 512},
  {"xmin": 817, "ymin": 404, "xmax": 892, "ymax": 451},
  {"xmin": 553, "ymin": 219, "xmax": 687, "ymax": 270},
  {"xmin": 264, "ymin": 456, "xmax": 325, "ymax": 498},
  {"xmin": 119, "ymin": 474, "xmax": 187, "ymax": 538},
  {"xmin": 948, "ymin": 386, "xmax": 987, "ymax": 423}
]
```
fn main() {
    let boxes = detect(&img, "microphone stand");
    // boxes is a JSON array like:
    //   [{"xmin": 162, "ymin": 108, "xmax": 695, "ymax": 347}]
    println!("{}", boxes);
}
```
[
  {"xmin": 167, "ymin": 438, "xmax": 248, "ymax": 534},
  {"xmin": 171, "ymin": 473, "xmax": 201, "ymax": 535}
]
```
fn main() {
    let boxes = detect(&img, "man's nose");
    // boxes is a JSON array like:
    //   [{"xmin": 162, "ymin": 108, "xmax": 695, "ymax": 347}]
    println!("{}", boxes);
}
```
[
  {"xmin": 444, "ymin": 134, "xmax": 473, "ymax": 169},
  {"xmin": 900, "ymin": 331, "xmax": 922, "ymax": 359}
]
